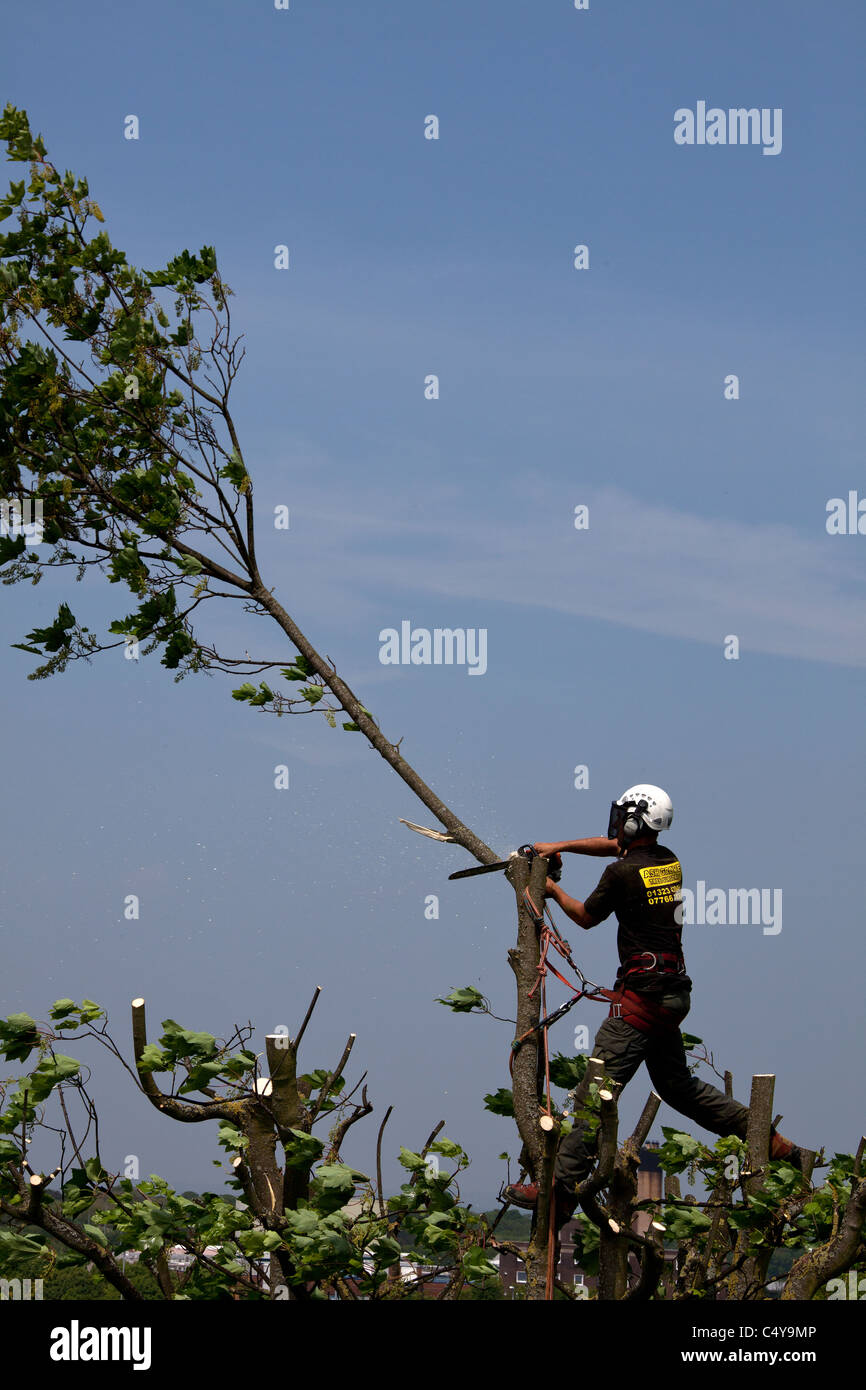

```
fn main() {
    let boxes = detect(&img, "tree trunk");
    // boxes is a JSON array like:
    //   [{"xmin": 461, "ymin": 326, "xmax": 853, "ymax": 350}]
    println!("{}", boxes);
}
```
[
  {"xmin": 728, "ymin": 1074, "xmax": 774, "ymax": 1300},
  {"xmin": 506, "ymin": 852, "xmax": 556, "ymax": 1298}
]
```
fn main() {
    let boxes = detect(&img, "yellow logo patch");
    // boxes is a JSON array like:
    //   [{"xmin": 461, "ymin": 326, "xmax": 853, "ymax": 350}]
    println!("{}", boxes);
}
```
[{"xmin": 638, "ymin": 862, "xmax": 682, "ymax": 889}]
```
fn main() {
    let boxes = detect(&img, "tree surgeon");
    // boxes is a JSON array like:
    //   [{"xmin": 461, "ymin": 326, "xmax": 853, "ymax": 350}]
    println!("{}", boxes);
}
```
[{"xmin": 504, "ymin": 784, "xmax": 803, "ymax": 1222}]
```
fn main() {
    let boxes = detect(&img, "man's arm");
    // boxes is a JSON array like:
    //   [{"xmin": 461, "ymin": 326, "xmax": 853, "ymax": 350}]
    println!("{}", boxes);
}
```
[
  {"xmin": 543, "ymin": 879, "xmax": 597, "ymax": 930},
  {"xmin": 535, "ymin": 837, "xmax": 619, "ymax": 858}
]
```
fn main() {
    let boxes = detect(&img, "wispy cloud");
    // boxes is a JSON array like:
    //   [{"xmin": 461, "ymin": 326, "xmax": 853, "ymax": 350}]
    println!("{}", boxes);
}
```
[{"xmin": 266, "ymin": 481, "xmax": 866, "ymax": 668}]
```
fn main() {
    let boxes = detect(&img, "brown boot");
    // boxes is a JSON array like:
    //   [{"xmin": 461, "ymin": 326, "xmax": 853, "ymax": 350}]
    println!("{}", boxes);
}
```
[
  {"xmin": 502, "ymin": 1181, "xmax": 538, "ymax": 1210},
  {"xmin": 503, "ymin": 1181, "xmax": 578, "ymax": 1228}
]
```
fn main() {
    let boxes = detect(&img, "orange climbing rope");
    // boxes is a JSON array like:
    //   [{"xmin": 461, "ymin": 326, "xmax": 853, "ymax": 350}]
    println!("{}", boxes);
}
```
[{"xmin": 509, "ymin": 887, "xmax": 610, "ymax": 1100}]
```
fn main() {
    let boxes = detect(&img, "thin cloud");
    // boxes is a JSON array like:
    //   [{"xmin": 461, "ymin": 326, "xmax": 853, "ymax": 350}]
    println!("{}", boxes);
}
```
[{"xmin": 270, "ymin": 484, "xmax": 865, "ymax": 668}]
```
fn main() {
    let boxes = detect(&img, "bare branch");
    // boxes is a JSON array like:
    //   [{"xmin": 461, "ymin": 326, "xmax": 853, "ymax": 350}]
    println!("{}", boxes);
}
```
[
  {"xmin": 376, "ymin": 1105, "xmax": 394, "ymax": 1219},
  {"xmin": 293, "ymin": 987, "xmax": 322, "ymax": 1052}
]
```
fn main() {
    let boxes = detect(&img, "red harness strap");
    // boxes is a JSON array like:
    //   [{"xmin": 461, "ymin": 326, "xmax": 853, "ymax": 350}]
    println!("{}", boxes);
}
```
[{"xmin": 601, "ymin": 985, "xmax": 681, "ymax": 1035}]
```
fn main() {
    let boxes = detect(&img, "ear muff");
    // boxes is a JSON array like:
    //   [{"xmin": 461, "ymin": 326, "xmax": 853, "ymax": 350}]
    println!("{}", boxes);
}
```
[{"xmin": 622, "ymin": 799, "xmax": 649, "ymax": 842}]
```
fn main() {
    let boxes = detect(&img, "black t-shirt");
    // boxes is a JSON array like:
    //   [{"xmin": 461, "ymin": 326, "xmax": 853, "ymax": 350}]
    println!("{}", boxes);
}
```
[{"xmin": 582, "ymin": 842, "xmax": 691, "ymax": 994}]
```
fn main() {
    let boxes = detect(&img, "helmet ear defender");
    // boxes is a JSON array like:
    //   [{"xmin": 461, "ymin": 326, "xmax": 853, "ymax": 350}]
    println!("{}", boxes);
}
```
[{"xmin": 622, "ymin": 799, "xmax": 649, "ymax": 842}]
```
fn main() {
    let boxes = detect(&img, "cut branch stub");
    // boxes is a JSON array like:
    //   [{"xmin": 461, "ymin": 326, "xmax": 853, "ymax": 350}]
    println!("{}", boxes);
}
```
[
  {"xmin": 131, "ymin": 998, "xmax": 158, "ymax": 1097},
  {"xmin": 744, "ymin": 1073, "xmax": 775, "ymax": 1198},
  {"xmin": 28, "ymin": 1173, "xmax": 45, "ymax": 1218},
  {"xmin": 629, "ymin": 1092, "xmax": 661, "ymax": 1152},
  {"xmin": 130, "ymin": 997, "xmax": 238, "ymax": 1124}
]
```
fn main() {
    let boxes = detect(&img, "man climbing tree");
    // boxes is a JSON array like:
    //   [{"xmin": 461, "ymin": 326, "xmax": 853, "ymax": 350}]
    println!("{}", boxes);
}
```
[{"xmin": 503, "ymin": 784, "xmax": 804, "ymax": 1222}]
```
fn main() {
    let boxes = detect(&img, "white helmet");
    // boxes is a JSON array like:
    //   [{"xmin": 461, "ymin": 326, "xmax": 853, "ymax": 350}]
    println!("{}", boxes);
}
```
[{"xmin": 608, "ymin": 784, "xmax": 673, "ymax": 841}]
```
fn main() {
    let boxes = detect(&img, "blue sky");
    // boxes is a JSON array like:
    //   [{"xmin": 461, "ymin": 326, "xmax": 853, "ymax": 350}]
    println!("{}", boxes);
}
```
[{"xmin": 1, "ymin": 0, "xmax": 864, "ymax": 1208}]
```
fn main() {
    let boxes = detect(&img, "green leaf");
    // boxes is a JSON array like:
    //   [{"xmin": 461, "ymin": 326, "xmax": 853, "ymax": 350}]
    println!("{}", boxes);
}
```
[
  {"xmin": 23, "ymin": 1053, "xmax": 80, "ymax": 1102},
  {"xmin": 662, "ymin": 1206, "xmax": 713, "ymax": 1241},
  {"xmin": 47, "ymin": 997, "xmax": 105, "ymax": 1029},
  {"xmin": 549, "ymin": 1052, "xmax": 588, "ymax": 1091},
  {"xmin": 429, "ymin": 1138, "xmax": 463, "ymax": 1159},
  {"xmin": 177, "ymin": 553, "xmax": 203, "ymax": 576},
  {"xmin": 108, "ymin": 544, "xmax": 149, "ymax": 593},
  {"xmin": 248, "ymin": 682, "xmax": 273, "ymax": 707},
  {"xmin": 217, "ymin": 1123, "xmax": 247, "ymax": 1153},
  {"xmin": 83, "ymin": 1156, "xmax": 109, "ymax": 1184},
  {"xmin": 159, "ymin": 1021, "xmax": 218, "ymax": 1058},
  {"xmin": 177, "ymin": 1060, "xmax": 230, "ymax": 1095},
  {"xmin": 397, "ymin": 1147, "xmax": 428, "ymax": 1172},
  {"xmin": 298, "ymin": 1069, "xmax": 345, "ymax": 1100},
  {"xmin": 48, "ymin": 999, "xmax": 79, "ymax": 1021},
  {"xmin": 658, "ymin": 1127, "xmax": 706, "ymax": 1174},
  {"xmin": 368, "ymin": 1235, "xmax": 402, "ymax": 1266},
  {"xmin": 462, "ymin": 1245, "xmax": 499, "ymax": 1280},
  {"xmin": 0, "ymin": 1012, "xmax": 40, "ymax": 1062},
  {"xmin": 483, "ymin": 1089, "xmax": 515, "ymax": 1118},
  {"xmin": 0, "ymin": 534, "xmax": 27, "ymax": 567},
  {"xmin": 20, "ymin": 602, "xmax": 76, "ymax": 654},
  {"xmin": 218, "ymin": 449, "xmax": 249, "ymax": 491},
  {"xmin": 0, "ymin": 1228, "xmax": 50, "ymax": 1272},
  {"xmin": 78, "ymin": 999, "xmax": 105, "ymax": 1023},
  {"xmin": 281, "ymin": 654, "xmax": 312, "ymax": 680},
  {"xmin": 434, "ymin": 986, "xmax": 486, "ymax": 1014},
  {"xmin": 136, "ymin": 1043, "xmax": 171, "ymax": 1073},
  {"xmin": 231, "ymin": 683, "xmax": 257, "ymax": 702},
  {"xmin": 283, "ymin": 1129, "xmax": 325, "ymax": 1170},
  {"xmin": 235, "ymin": 1229, "xmax": 263, "ymax": 1257},
  {"xmin": 309, "ymin": 1163, "xmax": 366, "ymax": 1215}
]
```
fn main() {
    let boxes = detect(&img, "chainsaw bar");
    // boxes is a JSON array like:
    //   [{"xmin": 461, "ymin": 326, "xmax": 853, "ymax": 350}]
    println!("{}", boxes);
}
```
[
  {"xmin": 448, "ymin": 845, "xmax": 562, "ymax": 883},
  {"xmin": 448, "ymin": 856, "xmax": 516, "ymax": 881}
]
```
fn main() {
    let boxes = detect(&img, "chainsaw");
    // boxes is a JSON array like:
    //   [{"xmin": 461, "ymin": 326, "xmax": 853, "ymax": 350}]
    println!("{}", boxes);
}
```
[{"xmin": 448, "ymin": 844, "xmax": 562, "ymax": 883}]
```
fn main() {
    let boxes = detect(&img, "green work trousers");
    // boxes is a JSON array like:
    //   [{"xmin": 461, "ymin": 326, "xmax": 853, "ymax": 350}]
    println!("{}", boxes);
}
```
[{"xmin": 555, "ymin": 987, "xmax": 750, "ymax": 1189}]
